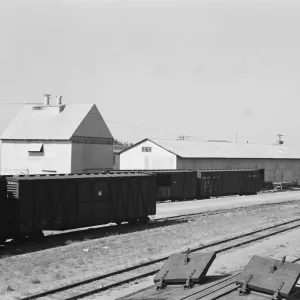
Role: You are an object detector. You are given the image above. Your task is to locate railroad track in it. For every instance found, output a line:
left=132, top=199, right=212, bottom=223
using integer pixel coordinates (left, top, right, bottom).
left=20, top=216, right=300, bottom=300
left=140, top=256, right=300, bottom=300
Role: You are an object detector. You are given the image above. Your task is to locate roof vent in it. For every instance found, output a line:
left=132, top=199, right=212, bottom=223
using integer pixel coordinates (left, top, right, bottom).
left=56, top=96, right=62, bottom=105
left=44, top=94, right=51, bottom=106
left=277, top=134, right=284, bottom=145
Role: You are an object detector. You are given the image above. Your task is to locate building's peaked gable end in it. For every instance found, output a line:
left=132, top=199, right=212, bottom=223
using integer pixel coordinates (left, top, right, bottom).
left=118, top=138, right=177, bottom=169
left=71, top=104, right=114, bottom=145
left=118, top=138, right=180, bottom=156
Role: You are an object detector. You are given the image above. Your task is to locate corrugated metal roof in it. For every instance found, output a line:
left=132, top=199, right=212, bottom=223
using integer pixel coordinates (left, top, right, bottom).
left=0, top=104, right=95, bottom=140
left=146, top=138, right=300, bottom=159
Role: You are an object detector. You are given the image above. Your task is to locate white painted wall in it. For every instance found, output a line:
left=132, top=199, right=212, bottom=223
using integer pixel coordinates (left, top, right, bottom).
left=0, top=140, right=72, bottom=175
left=119, top=140, right=177, bottom=170
left=71, top=143, right=113, bottom=173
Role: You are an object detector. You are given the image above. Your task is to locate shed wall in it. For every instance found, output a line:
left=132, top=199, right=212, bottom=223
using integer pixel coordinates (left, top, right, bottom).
left=119, top=140, right=177, bottom=170
left=177, top=157, right=300, bottom=183
left=71, top=143, right=113, bottom=173
left=0, top=140, right=72, bottom=175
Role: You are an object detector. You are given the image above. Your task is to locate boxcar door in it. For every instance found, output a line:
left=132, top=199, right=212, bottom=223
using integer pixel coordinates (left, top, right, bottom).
left=223, top=171, right=240, bottom=196
left=247, top=171, right=259, bottom=194
left=63, top=180, right=77, bottom=230
left=92, top=179, right=114, bottom=223
left=171, top=172, right=185, bottom=200
left=183, top=171, right=197, bottom=200
left=77, top=179, right=113, bottom=228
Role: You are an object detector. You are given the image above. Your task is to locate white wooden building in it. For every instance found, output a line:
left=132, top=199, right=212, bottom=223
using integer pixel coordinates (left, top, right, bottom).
left=117, top=138, right=300, bottom=183
left=0, top=95, right=113, bottom=175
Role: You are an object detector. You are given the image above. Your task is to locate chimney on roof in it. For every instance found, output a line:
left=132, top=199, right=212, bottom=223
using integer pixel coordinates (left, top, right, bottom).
left=277, top=134, right=284, bottom=145
left=44, top=94, right=51, bottom=106
left=56, top=96, right=62, bottom=105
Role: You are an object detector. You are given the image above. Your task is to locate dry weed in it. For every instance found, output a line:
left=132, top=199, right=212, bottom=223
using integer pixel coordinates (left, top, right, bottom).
left=6, top=285, right=14, bottom=292
left=31, top=278, right=41, bottom=284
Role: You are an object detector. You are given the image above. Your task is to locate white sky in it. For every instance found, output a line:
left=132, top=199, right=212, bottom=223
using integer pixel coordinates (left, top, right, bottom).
left=0, top=0, right=299, bottom=144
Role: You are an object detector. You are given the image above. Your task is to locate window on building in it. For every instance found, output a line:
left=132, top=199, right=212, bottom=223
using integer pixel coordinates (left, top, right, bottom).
left=28, top=143, right=44, bottom=156
left=142, top=147, right=152, bottom=152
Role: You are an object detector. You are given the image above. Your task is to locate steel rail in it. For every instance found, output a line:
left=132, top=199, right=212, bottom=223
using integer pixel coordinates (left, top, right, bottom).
left=118, top=258, right=300, bottom=300
left=186, top=256, right=300, bottom=300
left=19, top=217, right=300, bottom=300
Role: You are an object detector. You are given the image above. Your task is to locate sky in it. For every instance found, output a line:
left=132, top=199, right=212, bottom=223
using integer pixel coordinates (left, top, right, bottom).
left=0, top=0, right=299, bottom=145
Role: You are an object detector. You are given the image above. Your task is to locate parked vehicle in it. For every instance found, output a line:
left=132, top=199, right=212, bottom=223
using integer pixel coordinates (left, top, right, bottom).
left=111, top=169, right=263, bottom=201
left=0, top=172, right=156, bottom=243
left=197, top=169, right=262, bottom=198
left=0, top=168, right=264, bottom=244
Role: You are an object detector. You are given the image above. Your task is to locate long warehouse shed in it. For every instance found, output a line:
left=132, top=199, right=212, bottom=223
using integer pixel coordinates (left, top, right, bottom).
left=117, top=138, right=300, bottom=183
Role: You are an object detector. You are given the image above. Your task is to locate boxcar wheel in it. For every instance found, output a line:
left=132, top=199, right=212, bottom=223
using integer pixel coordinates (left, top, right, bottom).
left=139, top=217, right=150, bottom=225
left=116, top=221, right=122, bottom=226
left=28, top=231, right=45, bottom=243
left=128, top=219, right=138, bottom=225
left=14, top=234, right=27, bottom=244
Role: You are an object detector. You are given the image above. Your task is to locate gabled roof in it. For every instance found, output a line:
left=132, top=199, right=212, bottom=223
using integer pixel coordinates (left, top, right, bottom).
left=119, top=138, right=300, bottom=159
left=0, top=104, right=100, bottom=140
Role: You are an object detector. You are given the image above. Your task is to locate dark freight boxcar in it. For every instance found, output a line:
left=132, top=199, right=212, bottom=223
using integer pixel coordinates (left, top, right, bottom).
left=6, top=172, right=156, bottom=238
left=105, top=169, right=197, bottom=202
left=109, top=170, right=198, bottom=201
left=239, top=169, right=261, bottom=195
left=197, top=169, right=262, bottom=199
left=154, top=170, right=197, bottom=201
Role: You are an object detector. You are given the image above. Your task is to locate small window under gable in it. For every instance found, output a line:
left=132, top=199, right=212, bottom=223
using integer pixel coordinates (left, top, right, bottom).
left=28, top=143, right=44, bottom=156
left=142, top=147, right=152, bottom=152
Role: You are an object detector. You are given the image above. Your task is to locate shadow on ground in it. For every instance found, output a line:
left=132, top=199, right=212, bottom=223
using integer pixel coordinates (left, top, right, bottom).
left=0, top=217, right=191, bottom=259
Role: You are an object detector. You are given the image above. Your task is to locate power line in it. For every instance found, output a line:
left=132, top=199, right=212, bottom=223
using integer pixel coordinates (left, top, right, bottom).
left=106, top=119, right=209, bottom=142
left=0, top=102, right=43, bottom=104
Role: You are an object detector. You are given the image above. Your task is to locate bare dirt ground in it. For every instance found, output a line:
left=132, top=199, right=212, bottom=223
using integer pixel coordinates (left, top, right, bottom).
left=1, top=201, right=300, bottom=300
left=155, top=190, right=300, bottom=219
left=96, top=228, right=300, bottom=300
